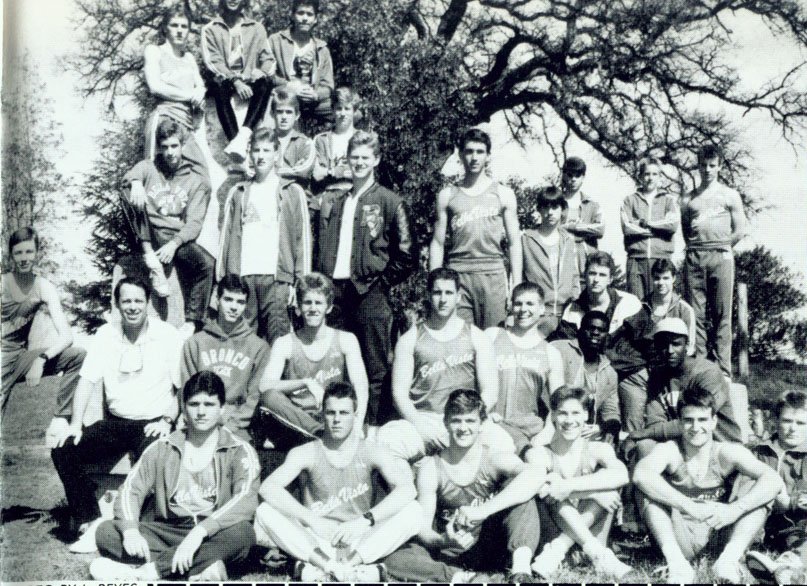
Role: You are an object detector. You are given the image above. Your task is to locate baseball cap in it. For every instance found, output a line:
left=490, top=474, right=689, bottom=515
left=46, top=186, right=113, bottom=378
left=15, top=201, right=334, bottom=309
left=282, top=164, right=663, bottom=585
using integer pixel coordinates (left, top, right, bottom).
left=563, top=157, right=587, bottom=175
left=652, top=317, right=689, bottom=338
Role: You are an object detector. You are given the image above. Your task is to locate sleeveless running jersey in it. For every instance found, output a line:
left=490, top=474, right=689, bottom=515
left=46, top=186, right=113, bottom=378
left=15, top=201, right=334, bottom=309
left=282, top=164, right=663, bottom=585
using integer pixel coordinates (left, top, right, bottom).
left=302, top=439, right=375, bottom=523
left=434, top=447, right=500, bottom=545
left=665, top=441, right=734, bottom=504
left=410, top=322, right=476, bottom=414
left=1, top=274, right=46, bottom=353
left=150, top=44, right=201, bottom=130
left=492, top=329, right=551, bottom=421
left=169, top=460, right=218, bottom=519
left=540, top=439, right=597, bottom=479
left=283, top=330, right=346, bottom=413
left=445, top=183, right=506, bottom=272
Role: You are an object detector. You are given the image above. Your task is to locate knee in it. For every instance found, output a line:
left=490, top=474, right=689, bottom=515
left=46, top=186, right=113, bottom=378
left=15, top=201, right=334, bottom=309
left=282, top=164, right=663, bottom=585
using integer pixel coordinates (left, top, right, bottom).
left=95, top=520, right=122, bottom=556
left=226, top=520, right=256, bottom=547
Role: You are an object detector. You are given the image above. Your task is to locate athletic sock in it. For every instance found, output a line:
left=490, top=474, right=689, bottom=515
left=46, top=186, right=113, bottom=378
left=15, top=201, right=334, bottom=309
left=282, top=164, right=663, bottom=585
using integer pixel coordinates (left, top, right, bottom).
left=511, top=546, right=532, bottom=575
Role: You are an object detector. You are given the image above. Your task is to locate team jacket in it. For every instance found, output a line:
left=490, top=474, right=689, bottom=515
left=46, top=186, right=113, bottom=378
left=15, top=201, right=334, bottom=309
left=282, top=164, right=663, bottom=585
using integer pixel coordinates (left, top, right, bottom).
left=318, top=183, right=416, bottom=295
left=277, top=130, right=316, bottom=193
left=620, top=190, right=679, bottom=259
left=217, top=179, right=312, bottom=284
left=115, top=427, right=260, bottom=535
left=180, top=318, right=270, bottom=437
left=268, top=28, right=334, bottom=101
left=521, top=229, right=586, bottom=318
left=607, top=293, right=696, bottom=376
left=562, top=192, right=604, bottom=249
left=749, top=436, right=807, bottom=514
left=201, top=16, right=275, bottom=83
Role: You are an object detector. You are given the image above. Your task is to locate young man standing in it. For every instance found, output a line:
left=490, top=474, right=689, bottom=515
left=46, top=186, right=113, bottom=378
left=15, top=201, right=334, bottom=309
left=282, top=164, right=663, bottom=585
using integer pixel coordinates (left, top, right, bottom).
left=122, top=119, right=214, bottom=335
left=745, top=391, right=807, bottom=576
left=526, top=387, right=632, bottom=581
left=201, top=0, right=275, bottom=160
left=555, top=251, right=642, bottom=341
left=429, top=128, right=522, bottom=329
left=559, top=156, right=604, bottom=253
left=384, top=390, right=542, bottom=583
left=259, top=272, right=369, bottom=448
left=609, top=259, right=696, bottom=434
left=486, top=282, right=565, bottom=454
left=634, top=387, right=782, bottom=583
left=2, top=228, right=86, bottom=429
left=218, top=127, right=311, bottom=345
left=51, top=278, right=183, bottom=552
left=254, top=382, right=420, bottom=582
left=318, top=130, right=416, bottom=424
left=681, top=143, right=747, bottom=378
left=521, top=186, right=586, bottom=336
left=90, top=372, right=260, bottom=581
left=269, top=0, right=335, bottom=124
left=379, top=268, right=514, bottom=461
left=271, top=89, right=316, bottom=192
left=621, top=157, right=680, bottom=300
left=550, top=311, right=621, bottom=446
left=180, top=275, right=270, bottom=440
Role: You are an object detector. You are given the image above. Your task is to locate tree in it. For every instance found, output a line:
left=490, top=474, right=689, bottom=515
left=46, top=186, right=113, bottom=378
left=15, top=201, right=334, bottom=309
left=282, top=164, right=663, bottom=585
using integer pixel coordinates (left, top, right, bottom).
left=2, top=52, right=72, bottom=279
left=734, top=246, right=807, bottom=361
left=68, top=0, right=807, bottom=328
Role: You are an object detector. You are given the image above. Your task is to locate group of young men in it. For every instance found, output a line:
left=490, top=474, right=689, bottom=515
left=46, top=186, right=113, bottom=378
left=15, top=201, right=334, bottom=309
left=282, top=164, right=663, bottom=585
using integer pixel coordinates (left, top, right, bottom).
left=3, top=0, right=803, bottom=583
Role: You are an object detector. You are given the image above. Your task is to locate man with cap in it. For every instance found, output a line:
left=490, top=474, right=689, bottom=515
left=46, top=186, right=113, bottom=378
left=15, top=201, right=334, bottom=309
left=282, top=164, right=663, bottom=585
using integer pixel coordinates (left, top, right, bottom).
left=560, top=157, right=604, bottom=253
left=628, top=317, right=743, bottom=450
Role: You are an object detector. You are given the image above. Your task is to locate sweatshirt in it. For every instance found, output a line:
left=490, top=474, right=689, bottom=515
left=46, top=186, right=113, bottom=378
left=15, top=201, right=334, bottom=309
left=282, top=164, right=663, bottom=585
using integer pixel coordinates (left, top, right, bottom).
left=181, top=318, right=270, bottom=437
left=115, top=427, right=260, bottom=535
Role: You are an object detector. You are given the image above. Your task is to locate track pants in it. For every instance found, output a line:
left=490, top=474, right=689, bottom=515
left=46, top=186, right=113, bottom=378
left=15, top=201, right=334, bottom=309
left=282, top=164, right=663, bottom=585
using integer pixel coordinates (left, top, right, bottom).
left=626, top=257, right=660, bottom=301
left=96, top=518, right=255, bottom=578
left=208, top=77, right=273, bottom=141
left=242, top=275, right=291, bottom=345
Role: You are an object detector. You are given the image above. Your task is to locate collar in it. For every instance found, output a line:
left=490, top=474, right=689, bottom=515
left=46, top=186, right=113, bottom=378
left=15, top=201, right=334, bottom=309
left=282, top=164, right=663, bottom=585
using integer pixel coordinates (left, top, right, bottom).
left=116, top=317, right=161, bottom=345
left=757, top=434, right=807, bottom=456
left=166, top=426, right=242, bottom=453
left=642, top=292, right=683, bottom=312
left=209, top=15, right=260, bottom=28
left=277, top=27, right=327, bottom=49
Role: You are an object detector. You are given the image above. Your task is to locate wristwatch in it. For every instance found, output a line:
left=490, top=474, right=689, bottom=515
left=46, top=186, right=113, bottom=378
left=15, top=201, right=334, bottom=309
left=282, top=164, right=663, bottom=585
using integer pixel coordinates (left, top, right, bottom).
left=363, top=511, right=376, bottom=527
left=38, top=352, right=49, bottom=361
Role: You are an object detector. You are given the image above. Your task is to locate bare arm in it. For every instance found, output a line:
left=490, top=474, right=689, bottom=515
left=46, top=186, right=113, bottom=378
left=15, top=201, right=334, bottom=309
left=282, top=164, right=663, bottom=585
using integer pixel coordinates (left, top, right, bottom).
left=368, top=447, right=417, bottom=522
left=413, top=457, right=445, bottom=547
left=258, top=445, right=319, bottom=526
left=341, top=332, right=369, bottom=426
left=727, top=190, right=748, bottom=247
left=633, top=441, right=697, bottom=514
left=500, top=185, right=522, bottom=286
left=465, top=452, right=544, bottom=522
left=391, top=328, right=419, bottom=424
left=559, top=442, right=629, bottom=498
left=259, top=336, right=306, bottom=395
left=429, top=188, right=451, bottom=271
left=723, top=443, right=783, bottom=515
left=39, top=280, right=73, bottom=358
left=471, top=326, right=498, bottom=410
left=546, top=343, right=565, bottom=393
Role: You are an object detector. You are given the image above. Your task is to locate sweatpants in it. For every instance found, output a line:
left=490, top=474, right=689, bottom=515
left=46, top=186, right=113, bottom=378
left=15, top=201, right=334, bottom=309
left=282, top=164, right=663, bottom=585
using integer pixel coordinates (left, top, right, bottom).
left=1, top=346, right=86, bottom=418
left=377, top=415, right=516, bottom=463
left=96, top=518, right=255, bottom=578
left=618, top=368, right=649, bottom=434
left=684, top=248, right=734, bottom=376
left=254, top=501, right=421, bottom=565
left=122, top=203, right=215, bottom=324
left=257, top=395, right=322, bottom=451
left=208, top=77, right=273, bottom=141
left=330, top=280, right=393, bottom=425
left=384, top=500, right=540, bottom=582
left=51, top=414, right=161, bottom=527
left=626, top=257, right=661, bottom=301
left=452, top=267, right=509, bottom=329
left=242, top=275, right=291, bottom=345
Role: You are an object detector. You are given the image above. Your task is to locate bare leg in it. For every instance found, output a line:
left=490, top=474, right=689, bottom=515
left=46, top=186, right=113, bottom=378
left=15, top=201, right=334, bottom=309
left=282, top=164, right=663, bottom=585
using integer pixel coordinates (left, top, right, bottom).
left=714, top=507, right=767, bottom=582
left=642, top=500, right=695, bottom=581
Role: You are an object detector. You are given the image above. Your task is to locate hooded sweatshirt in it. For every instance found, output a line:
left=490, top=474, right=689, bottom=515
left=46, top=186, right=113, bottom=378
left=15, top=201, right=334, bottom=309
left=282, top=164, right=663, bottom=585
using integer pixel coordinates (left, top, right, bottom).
left=181, top=318, right=270, bottom=437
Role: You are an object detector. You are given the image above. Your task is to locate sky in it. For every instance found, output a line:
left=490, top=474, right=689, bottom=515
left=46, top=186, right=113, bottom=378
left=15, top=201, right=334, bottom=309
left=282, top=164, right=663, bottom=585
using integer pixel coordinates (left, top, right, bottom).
left=4, top=0, right=807, bottom=291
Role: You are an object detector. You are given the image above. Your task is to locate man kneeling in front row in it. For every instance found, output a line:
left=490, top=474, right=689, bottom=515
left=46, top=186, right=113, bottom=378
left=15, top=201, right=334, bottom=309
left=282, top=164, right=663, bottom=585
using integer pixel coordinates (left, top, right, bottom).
left=90, top=371, right=260, bottom=581
left=634, top=386, right=782, bottom=584
left=254, top=381, right=421, bottom=582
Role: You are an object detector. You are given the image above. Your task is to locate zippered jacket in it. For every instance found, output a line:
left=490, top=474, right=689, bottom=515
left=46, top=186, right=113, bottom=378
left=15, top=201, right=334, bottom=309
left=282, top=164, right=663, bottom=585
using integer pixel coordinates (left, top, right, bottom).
left=621, top=190, right=679, bottom=259
left=201, top=16, right=275, bottom=82
left=268, top=28, right=334, bottom=101
left=115, top=427, right=260, bottom=535
left=522, top=229, right=585, bottom=318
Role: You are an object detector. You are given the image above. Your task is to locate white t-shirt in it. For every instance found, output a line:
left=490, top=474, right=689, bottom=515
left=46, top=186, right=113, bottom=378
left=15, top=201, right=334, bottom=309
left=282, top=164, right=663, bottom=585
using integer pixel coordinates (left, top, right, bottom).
left=333, top=182, right=374, bottom=279
left=331, top=132, right=351, bottom=162
left=537, top=231, right=560, bottom=280
left=79, top=319, right=182, bottom=420
left=240, top=177, right=280, bottom=276
left=565, top=190, right=582, bottom=223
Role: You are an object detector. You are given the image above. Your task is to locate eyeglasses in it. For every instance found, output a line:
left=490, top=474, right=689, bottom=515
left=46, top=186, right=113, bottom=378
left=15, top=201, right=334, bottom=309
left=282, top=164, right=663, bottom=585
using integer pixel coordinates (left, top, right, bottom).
left=118, top=345, right=144, bottom=375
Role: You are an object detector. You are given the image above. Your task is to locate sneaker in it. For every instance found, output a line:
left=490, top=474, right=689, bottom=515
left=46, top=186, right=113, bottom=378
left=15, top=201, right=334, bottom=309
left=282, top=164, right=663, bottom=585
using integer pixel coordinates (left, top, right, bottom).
left=89, top=557, right=138, bottom=580
left=531, top=541, right=565, bottom=579
left=450, top=570, right=478, bottom=583
left=189, top=560, right=228, bottom=582
left=45, top=417, right=69, bottom=449
left=508, top=571, right=533, bottom=584
left=350, top=563, right=386, bottom=582
left=224, top=128, right=252, bottom=163
left=69, top=517, right=103, bottom=553
left=713, top=556, right=745, bottom=583
left=665, top=563, right=696, bottom=584
left=143, top=252, right=170, bottom=298
left=592, top=547, right=633, bottom=581
left=294, top=560, right=330, bottom=582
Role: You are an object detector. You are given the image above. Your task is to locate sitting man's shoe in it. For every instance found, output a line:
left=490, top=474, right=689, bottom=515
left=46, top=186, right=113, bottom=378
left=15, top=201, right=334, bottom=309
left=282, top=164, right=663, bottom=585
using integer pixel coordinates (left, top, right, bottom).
left=89, top=557, right=138, bottom=580
left=350, top=563, right=387, bottom=582
left=69, top=517, right=103, bottom=553
left=450, top=570, right=478, bottom=584
left=592, top=547, right=633, bottom=581
left=189, top=560, right=228, bottom=582
left=294, top=560, right=330, bottom=582
left=508, top=571, right=534, bottom=584
left=712, top=556, right=746, bottom=583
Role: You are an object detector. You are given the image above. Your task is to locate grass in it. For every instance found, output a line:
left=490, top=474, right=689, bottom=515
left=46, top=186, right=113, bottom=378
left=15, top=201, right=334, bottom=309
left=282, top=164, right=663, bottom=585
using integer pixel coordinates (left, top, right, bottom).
left=3, top=362, right=806, bottom=582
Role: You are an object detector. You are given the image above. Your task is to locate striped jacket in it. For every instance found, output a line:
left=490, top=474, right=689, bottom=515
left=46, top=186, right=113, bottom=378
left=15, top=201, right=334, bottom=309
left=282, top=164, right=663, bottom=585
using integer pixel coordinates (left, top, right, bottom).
left=216, top=179, right=312, bottom=283
left=620, top=190, right=679, bottom=259
left=114, top=427, right=260, bottom=535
